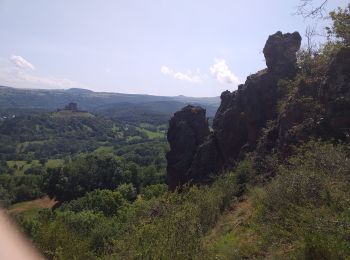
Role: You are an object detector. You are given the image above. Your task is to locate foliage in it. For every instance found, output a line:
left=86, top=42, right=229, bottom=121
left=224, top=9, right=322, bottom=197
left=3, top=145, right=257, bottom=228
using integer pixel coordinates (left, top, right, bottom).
left=141, top=183, right=167, bottom=200
left=0, top=174, right=44, bottom=205
left=43, top=154, right=125, bottom=202
left=116, top=183, right=137, bottom=202
left=60, top=189, right=128, bottom=216
left=11, top=140, right=350, bottom=259
left=43, top=153, right=165, bottom=203
left=327, top=4, right=350, bottom=46
left=0, top=185, right=15, bottom=207
left=112, top=173, right=238, bottom=259
left=33, top=217, right=95, bottom=260
left=253, top=141, right=350, bottom=258
left=294, top=5, right=350, bottom=82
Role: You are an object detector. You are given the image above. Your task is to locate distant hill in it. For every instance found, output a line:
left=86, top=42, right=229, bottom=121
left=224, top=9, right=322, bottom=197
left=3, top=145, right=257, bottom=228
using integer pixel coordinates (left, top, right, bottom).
left=0, top=86, right=220, bottom=118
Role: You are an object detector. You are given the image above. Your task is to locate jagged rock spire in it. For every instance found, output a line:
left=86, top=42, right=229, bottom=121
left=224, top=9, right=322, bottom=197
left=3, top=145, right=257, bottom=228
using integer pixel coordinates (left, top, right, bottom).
left=166, top=31, right=302, bottom=189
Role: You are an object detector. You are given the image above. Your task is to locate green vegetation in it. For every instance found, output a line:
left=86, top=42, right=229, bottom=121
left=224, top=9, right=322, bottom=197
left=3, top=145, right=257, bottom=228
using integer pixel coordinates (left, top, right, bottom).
left=203, top=141, right=350, bottom=259
left=13, top=141, right=348, bottom=259
left=44, top=159, right=64, bottom=169
left=136, top=125, right=165, bottom=139
left=1, top=4, right=349, bottom=260
left=51, top=110, right=95, bottom=118
left=0, top=107, right=168, bottom=208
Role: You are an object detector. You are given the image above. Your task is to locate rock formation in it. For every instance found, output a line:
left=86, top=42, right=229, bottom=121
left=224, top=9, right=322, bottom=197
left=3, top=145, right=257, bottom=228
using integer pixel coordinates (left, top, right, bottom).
left=166, top=105, right=210, bottom=190
left=263, top=31, right=302, bottom=76
left=261, top=46, right=350, bottom=157
left=166, top=31, right=302, bottom=189
left=319, top=47, right=350, bottom=140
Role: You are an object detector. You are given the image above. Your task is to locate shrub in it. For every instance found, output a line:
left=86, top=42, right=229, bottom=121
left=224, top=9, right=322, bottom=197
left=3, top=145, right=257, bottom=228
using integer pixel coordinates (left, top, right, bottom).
left=61, top=189, right=127, bottom=217
left=116, top=183, right=137, bottom=202
left=141, top=183, right=167, bottom=200
left=254, top=141, right=350, bottom=257
left=112, top=172, right=238, bottom=259
left=33, top=220, right=95, bottom=260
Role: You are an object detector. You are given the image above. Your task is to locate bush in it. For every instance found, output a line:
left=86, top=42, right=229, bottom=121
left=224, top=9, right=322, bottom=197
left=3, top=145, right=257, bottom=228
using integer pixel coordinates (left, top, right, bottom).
left=0, top=185, right=15, bottom=207
left=141, top=183, right=167, bottom=200
left=116, top=183, right=137, bottom=202
left=254, top=141, right=350, bottom=258
left=33, top=219, right=95, bottom=260
left=61, top=189, right=127, bottom=217
left=0, top=174, right=44, bottom=203
left=112, top=172, right=238, bottom=259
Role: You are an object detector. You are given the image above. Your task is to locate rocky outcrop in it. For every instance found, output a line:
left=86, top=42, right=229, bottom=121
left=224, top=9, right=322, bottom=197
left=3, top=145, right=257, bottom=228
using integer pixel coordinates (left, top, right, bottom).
left=166, top=105, right=210, bottom=190
left=167, top=30, right=350, bottom=190
left=319, top=47, right=350, bottom=140
left=263, top=31, right=302, bottom=76
left=166, top=31, right=302, bottom=188
left=266, top=46, right=350, bottom=156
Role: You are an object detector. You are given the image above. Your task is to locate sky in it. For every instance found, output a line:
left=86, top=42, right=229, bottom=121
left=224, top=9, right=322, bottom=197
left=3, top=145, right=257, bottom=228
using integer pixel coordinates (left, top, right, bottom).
left=0, top=0, right=348, bottom=97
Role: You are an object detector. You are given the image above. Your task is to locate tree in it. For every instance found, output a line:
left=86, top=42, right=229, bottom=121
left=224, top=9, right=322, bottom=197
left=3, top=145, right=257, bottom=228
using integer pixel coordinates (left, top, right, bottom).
left=141, top=184, right=167, bottom=200
left=305, top=25, right=317, bottom=54
left=327, top=4, right=350, bottom=45
left=296, top=0, right=329, bottom=19
left=116, top=183, right=137, bottom=202
left=44, top=154, right=127, bottom=202
left=61, top=189, right=127, bottom=216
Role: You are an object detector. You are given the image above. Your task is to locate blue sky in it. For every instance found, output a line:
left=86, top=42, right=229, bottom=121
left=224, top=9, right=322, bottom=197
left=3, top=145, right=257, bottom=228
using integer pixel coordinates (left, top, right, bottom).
left=0, top=0, right=347, bottom=97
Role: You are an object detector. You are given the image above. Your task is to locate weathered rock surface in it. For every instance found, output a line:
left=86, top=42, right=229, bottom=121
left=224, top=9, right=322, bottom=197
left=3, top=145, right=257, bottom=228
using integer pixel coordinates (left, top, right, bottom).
left=263, top=31, right=302, bottom=76
left=268, top=47, right=350, bottom=156
left=166, top=105, right=210, bottom=190
left=166, top=31, right=302, bottom=188
left=319, top=47, right=350, bottom=140
left=167, top=30, right=350, bottom=190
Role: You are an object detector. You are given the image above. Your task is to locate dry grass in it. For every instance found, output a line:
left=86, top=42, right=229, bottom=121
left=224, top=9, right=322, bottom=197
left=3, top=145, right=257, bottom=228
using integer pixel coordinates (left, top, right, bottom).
left=8, top=197, right=56, bottom=214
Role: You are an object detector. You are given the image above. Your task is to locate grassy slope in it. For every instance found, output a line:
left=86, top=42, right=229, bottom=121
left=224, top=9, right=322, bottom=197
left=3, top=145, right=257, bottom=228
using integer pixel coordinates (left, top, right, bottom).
left=51, top=110, right=95, bottom=118
left=201, top=142, right=350, bottom=259
left=202, top=197, right=259, bottom=258
left=136, top=127, right=165, bottom=139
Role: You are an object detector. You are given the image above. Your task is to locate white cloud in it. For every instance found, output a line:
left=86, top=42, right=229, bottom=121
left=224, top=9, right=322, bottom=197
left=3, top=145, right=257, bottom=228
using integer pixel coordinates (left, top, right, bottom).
left=0, top=56, right=86, bottom=89
left=160, top=65, right=202, bottom=83
left=160, top=66, right=171, bottom=75
left=210, top=59, right=240, bottom=85
left=10, top=55, right=35, bottom=70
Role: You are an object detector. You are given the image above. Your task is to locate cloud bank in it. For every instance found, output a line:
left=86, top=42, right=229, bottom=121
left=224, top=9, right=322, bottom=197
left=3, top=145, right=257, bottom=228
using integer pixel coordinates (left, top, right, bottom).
left=210, top=59, right=240, bottom=85
left=161, top=59, right=240, bottom=88
left=10, top=55, right=35, bottom=70
left=161, top=66, right=202, bottom=83
left=0, top=55, right=86, bottom=89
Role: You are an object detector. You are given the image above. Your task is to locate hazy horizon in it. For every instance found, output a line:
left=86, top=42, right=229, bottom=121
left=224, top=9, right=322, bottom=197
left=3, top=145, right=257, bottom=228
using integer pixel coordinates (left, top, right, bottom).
left=0, top=0, right=347, bottom=97
left=0, top=84, right=222, bottom=98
